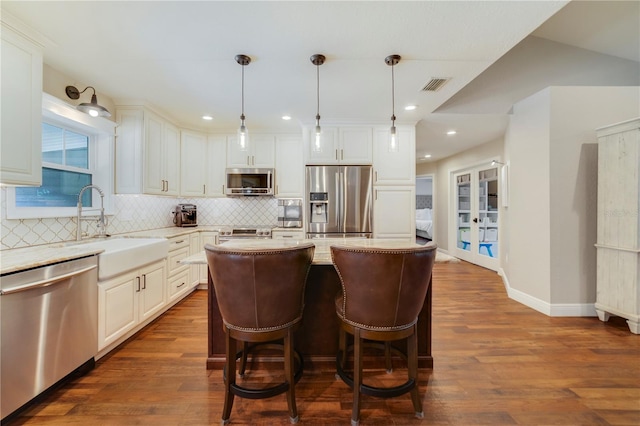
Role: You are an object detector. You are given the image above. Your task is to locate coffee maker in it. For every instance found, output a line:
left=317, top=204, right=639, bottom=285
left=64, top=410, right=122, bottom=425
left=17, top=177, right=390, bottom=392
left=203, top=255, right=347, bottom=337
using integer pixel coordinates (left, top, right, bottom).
left=173, top=204, right=197, bottom=227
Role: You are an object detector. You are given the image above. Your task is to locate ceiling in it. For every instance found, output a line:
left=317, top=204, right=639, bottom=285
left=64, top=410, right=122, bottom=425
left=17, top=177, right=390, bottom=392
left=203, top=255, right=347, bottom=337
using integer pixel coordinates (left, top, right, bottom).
left=2, top=1, right=638, bottom=163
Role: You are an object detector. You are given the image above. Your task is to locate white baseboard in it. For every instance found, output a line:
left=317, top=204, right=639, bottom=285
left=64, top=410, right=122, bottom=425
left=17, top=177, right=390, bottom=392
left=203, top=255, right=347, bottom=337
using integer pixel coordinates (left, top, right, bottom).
left=498, top=268, right=596, bottom=317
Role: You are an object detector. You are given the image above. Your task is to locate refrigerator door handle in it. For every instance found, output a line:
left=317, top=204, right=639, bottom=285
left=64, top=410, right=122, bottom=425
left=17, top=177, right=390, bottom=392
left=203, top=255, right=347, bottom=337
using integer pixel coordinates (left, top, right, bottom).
left=335, top=171, right=341, bottom=229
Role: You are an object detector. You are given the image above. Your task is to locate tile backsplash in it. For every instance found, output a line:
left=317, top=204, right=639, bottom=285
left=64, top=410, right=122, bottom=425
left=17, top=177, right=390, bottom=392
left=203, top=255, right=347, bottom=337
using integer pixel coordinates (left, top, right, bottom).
left=0, top=188, right=279, bottom=250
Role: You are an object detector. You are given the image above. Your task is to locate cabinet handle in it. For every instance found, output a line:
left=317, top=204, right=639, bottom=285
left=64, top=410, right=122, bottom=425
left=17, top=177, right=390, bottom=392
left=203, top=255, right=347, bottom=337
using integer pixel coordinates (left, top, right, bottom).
left=142, top=274, right=147, bottom=290
left=222, top=185, right=225, bottom=193
left=375, top=189, right=378, bottom=201
left=175, top=240, right=185, bottom=244
left=335, top=149, right=338, bottom=160
left=375, top=171, right=378, bottom=182
left=341, top=149, right=344, bottom=160
left=136, top=276, right=141, bottom=292
left=177, top=282, right=185, bottom=288
left=203, top=184, right=206, bottom=194
left=282, top=235, right=293, bottom=238
left=165, top=180, right=169, bottom=192
left=247, top=155, right=250, bottom=165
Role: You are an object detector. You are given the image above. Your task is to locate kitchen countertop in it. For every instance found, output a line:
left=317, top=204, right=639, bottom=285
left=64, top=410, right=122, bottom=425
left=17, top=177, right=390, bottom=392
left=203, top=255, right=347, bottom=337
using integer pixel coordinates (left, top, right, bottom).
left=181, top=238, right=456, bottom=266
left=0, top=226, right=221, bottom=276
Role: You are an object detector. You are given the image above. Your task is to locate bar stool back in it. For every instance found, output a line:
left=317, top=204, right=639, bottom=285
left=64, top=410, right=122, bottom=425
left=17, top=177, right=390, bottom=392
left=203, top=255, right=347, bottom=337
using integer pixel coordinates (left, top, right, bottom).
left=331, top=244, right=437, bottom=426
left=205, top=242, right=315, bottom=425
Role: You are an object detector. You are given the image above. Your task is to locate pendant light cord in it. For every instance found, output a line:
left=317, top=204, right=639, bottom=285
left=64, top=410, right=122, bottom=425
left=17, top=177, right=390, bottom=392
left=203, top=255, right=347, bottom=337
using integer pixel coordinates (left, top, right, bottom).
left=391, top=63, right=396, bottom=123
left=241, top=64, right=245, bottom=120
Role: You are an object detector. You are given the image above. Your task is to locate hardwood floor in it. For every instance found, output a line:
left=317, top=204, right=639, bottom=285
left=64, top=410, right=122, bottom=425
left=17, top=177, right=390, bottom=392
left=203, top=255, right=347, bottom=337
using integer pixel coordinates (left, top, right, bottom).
left=8, top=261, right=639, bottom=425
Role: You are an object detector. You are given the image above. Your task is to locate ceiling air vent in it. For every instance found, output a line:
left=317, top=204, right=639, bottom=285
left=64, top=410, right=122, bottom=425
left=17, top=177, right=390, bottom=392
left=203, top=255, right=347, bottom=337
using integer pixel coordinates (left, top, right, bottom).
left=421, top=78, right=450, bottom=92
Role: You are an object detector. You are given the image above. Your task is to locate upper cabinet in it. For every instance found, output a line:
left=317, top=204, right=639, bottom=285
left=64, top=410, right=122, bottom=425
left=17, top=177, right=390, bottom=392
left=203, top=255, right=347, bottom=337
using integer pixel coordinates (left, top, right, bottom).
left=305, top=126, right=372, bottom=165
left=206, top=135, right=227, bottom=197
left=227, top=134, right=275, bottom=168
left=180, top=130, right=208, bottom=197
left=372, top=125, right=415, bottom=185
left=115, top=106, right=179, bottom=195
left=1, top=23, right=43, bottom=186
left=275, top=135, right=304, bottom=197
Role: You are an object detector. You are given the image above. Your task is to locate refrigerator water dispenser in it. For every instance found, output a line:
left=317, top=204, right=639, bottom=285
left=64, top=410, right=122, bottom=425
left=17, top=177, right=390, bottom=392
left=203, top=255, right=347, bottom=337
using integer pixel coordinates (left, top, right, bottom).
left=309, top=192, right=328, bottom=224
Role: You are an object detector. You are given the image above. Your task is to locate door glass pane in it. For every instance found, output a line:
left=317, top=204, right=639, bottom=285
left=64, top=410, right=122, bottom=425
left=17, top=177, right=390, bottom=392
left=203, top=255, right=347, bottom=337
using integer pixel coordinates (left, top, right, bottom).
left=477, top=167, right=499, bottom=258
left=456, top=173, right=471, bottom=251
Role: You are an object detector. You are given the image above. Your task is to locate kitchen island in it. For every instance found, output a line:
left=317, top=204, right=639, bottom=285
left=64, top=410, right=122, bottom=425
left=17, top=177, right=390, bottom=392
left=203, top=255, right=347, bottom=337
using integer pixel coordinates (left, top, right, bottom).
left=181, top=238, right=448, bottom=370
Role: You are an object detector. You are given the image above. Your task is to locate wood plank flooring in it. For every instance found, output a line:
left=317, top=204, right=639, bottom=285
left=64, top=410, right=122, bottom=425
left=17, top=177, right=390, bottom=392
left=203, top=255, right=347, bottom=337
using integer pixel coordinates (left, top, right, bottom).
left=8, top=261, right=640, bottom=425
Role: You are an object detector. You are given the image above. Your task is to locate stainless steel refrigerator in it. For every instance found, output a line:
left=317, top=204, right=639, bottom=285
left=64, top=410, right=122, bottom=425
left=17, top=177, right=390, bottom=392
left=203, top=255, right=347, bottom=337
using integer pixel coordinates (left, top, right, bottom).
left=306, top=165, right=373, bottom=238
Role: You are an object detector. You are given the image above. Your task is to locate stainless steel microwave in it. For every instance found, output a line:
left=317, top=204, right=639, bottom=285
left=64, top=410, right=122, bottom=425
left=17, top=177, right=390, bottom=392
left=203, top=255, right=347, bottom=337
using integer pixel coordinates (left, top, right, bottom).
left=225, top=168, right=275, bottom=196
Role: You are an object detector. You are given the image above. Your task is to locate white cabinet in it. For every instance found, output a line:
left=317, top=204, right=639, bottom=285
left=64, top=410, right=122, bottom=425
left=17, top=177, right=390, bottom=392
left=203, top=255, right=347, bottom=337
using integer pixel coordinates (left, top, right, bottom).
left=115, top=106, right=179, bottom=195
left=198, top=231, right=218, bottom=285
left=145, top=115, right=179, bottom=195
left=373, top=126, right=415, bottom=185
left=305, top=127, right=372, bottom=165
left=166, top=234, right=192, bottom=302
left=1, top=24, right=43, bottom=186
left=272, top=229, right=305, bottom=240
left=275, top=135, right=304, bottom=197
left=180, top=130, right=208, bottom=197
left=207, top=135, right=227, bottom=197
left=373, top=185, right=415, bottom=240
left=595, top=118, right=640, bottom=334
left=98, top=260, right=167, bottom=350
left=227, top=134, right=275, bottom=168
left=188, top=232, right=200, bottom=288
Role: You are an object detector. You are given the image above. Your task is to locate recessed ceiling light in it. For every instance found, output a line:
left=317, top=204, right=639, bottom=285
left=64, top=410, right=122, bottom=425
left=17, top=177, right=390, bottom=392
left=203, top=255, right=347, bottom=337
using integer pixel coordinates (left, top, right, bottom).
left=202, top=115, right=213, bottom=121
left=424, top=154, right=431, bottom=158
left=447, top=130, right=457, bottom=135
left=282, top=115, right=292, bottom=121
left=404, top=105, right=417, bottom=111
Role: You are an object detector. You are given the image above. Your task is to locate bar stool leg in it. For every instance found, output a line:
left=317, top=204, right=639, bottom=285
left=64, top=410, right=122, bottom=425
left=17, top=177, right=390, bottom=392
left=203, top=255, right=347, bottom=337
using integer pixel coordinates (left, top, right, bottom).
left=284, top=328, right=299, bottom=424
left=351, top=328, right=362, bottom=426
left=407, top=326, right=423, bottom=418
left=384, top=342, right=393, bottom=373
left=222, top=330, right=237, bottom=425
left=239, top=341, right=249, bottom=377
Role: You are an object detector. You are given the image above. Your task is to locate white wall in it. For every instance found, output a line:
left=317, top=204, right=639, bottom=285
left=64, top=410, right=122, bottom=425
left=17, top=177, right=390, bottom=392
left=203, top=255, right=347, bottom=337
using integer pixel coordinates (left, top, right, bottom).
left=416, top=177, right=432, bottom=195
left=504, top=86, right=640, bottom=314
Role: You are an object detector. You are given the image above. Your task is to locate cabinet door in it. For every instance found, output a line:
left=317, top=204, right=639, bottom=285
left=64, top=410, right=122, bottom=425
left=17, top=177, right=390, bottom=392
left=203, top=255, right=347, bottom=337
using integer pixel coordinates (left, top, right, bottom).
left=339, top=127, right=372, bottom=164
left=180, top=130, right=207, bottom=197
left=373, top=186, right=415, bottom=240
left=305, top=127, right=338, bottom=164
left=227, top=135, right=251, bottom=167
left=207, top=135, right=227, bottom=197
left=138, top=261, right=166, bottom=321
left=0, top=27, right=43, bottom=186
left=168, top=269, right=191, bottom=302
left=252, top=134, right=275, bottom=168
left=163, top=123, right=180, bottom=195
left=115, top=108, right=144, bottom=194
left=98, top=271, right=138, bottom=350
left=189, top=233, right=200, bottom=288
left=144, top=112, right=165, bottom=194
left=373, top=126, right=415, bottom=185
left=275, top=135, right=303, bottom=197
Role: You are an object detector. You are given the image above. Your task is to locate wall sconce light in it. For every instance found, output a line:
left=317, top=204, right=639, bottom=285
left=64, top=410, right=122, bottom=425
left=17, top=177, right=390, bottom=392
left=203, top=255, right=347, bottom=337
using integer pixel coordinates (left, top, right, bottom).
left=310, top=54, right=326, bottom=152
left=65, top=85, right=111, bottom=118
left=235, top=54, right=251, bottom=151
left=385, top=54, right=401, bottom=152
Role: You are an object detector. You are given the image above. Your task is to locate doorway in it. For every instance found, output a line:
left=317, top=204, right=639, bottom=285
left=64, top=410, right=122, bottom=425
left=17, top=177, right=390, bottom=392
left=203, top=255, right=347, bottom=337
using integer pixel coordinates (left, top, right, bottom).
left=451, top=165, right=500, bottom=271
left=416, top=175, right=434, bottom=244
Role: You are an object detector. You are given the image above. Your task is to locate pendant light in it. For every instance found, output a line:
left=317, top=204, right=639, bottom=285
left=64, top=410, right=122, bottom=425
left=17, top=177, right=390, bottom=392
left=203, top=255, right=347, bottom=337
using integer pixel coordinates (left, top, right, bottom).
left=310, top=54, right=326, bottom=152
left=65, top=85, right=111, bottom=118
left=385, top=54, right=401, bottom=152
left=235, top=54, right=251, bottom=151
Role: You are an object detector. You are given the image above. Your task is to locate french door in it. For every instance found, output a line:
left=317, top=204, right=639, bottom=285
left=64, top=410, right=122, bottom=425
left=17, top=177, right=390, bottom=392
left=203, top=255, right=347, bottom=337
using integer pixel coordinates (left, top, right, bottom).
left=452, top=166, right=500, bottom=271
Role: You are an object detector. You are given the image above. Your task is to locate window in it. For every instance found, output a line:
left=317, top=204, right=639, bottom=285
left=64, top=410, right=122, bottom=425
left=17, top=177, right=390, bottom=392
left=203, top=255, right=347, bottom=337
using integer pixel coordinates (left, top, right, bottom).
left=6, top=93, right=114, bottom=220
left=16, top=123, right=94, bottom=208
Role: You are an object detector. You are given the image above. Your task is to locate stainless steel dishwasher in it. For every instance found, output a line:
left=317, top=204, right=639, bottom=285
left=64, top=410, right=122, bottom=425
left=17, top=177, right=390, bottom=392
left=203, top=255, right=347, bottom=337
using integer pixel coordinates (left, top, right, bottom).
left=0, top=255, right=98, bottom=421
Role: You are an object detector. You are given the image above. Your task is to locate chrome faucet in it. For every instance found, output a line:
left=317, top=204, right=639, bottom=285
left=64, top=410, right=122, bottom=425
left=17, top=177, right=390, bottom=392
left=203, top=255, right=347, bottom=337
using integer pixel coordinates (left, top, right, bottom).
left=77, top=184, right=107, bottom=240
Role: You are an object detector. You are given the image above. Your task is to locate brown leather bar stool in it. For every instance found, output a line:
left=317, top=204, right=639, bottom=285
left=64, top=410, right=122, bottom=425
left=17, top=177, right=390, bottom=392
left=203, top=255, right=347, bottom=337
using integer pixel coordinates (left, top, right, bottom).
left=205, top=242, right=315, bottom=425
left=331, top=244, right=437, bottom=426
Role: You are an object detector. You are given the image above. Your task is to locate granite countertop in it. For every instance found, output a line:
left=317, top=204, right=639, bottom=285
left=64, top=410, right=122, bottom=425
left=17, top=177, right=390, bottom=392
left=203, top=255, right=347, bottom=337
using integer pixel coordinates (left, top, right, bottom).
left=181, top=238, right=456, bottom=266
left=0, top=226, right=222, bottom=276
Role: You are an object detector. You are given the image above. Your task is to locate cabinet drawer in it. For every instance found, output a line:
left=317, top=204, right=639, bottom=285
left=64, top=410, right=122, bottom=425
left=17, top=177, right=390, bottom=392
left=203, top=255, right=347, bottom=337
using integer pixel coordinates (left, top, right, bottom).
left=272, top=230, right=305, bottom=240
left=167, top=246, right=189, bottom=276
left=168, top=269, right=191, bottom=301
left=167, top=235, right=190, bottom=251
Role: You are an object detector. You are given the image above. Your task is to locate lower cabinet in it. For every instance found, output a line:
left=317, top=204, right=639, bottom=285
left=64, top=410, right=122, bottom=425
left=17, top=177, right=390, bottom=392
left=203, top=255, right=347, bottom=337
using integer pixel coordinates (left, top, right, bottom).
left=98, top=260, right=167, bottom=350
left=272, top=229, right=305, bottom=240
left=166, top=234, right=193, bottom=302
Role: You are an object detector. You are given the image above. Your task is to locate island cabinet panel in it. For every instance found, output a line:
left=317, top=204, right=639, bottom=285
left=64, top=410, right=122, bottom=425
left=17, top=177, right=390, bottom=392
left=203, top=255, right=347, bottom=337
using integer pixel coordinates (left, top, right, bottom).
left=595, top=118, right=640, bottom=334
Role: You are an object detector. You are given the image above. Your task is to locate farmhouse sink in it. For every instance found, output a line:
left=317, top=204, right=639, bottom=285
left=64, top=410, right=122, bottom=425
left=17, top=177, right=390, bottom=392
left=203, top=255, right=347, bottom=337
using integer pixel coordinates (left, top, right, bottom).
left=73, top=237, right=169, bottom=280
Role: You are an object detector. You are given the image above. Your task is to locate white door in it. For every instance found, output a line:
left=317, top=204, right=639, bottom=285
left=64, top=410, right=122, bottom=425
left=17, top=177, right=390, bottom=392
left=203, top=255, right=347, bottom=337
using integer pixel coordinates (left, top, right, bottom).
left=452, top=167, right=500, bottom=271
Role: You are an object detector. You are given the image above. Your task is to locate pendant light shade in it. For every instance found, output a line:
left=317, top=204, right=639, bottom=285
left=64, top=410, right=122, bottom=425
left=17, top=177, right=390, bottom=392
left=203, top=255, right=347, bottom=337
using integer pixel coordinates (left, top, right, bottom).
left=65, top=85, right=111, bottom=118
left=385, top=54, right=401, bottom=152
left=310, top=54, right=325, bottom=152
left=235, top=54, right=251, bottom=151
